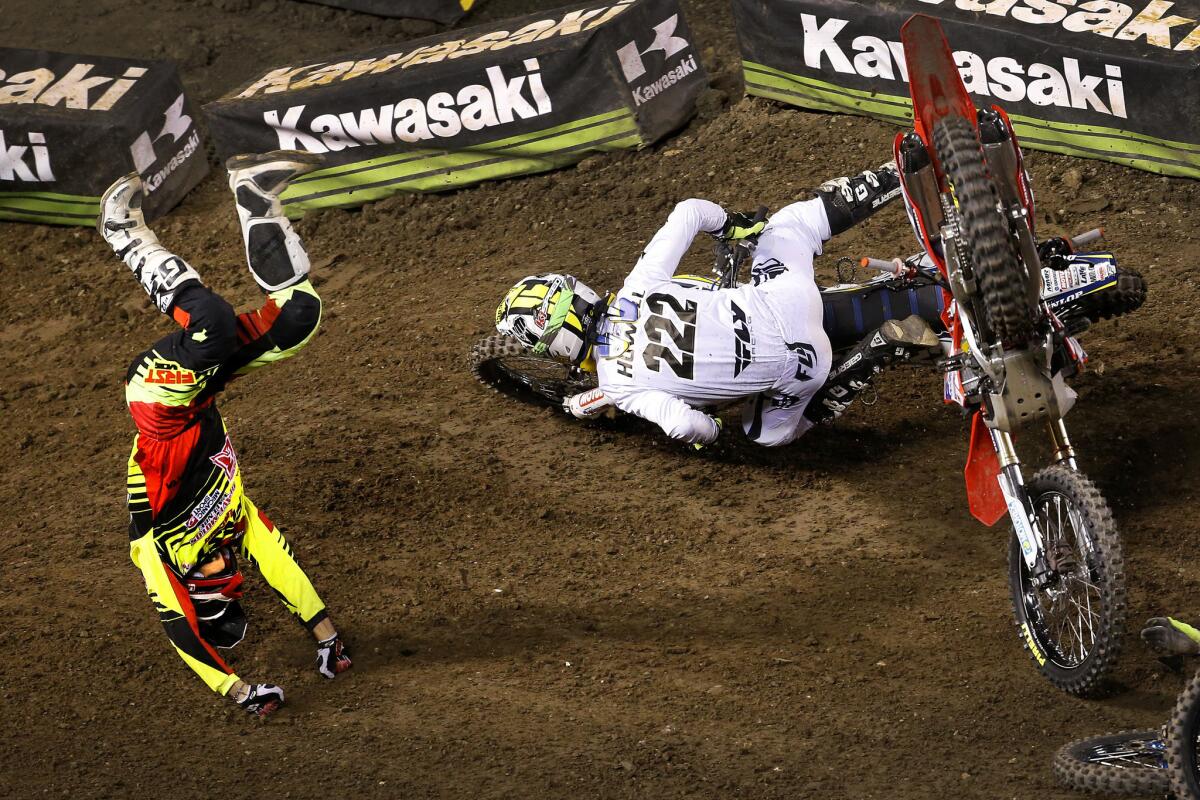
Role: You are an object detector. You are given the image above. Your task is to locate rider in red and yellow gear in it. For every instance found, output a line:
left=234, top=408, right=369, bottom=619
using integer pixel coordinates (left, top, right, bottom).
left=99, top=151, right=351, bottom=717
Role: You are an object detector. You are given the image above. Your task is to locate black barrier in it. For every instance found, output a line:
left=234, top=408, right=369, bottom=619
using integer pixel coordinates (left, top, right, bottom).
left=732, top=0, right=1200, bottom=178
left=296, top=0, right=475, bottom=24
left=205, top=0, right=707, bottom=215
left=0, top=48, right=209, bottom=226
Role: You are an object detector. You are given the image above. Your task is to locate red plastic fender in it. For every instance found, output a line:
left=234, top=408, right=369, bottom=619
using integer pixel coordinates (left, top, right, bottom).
left=964, top=410, right=1007, bottom=526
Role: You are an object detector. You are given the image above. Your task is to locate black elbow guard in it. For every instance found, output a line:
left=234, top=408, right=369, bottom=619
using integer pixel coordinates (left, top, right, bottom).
left=814, top=163, right=903, bottom=236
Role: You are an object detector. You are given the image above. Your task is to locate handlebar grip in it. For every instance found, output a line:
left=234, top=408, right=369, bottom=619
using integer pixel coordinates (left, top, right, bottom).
left=859, top=257, right=904, bottom=276
left=1070, top=228, right=1104, bottom=248
left=751, top=205, right=769, bottom=223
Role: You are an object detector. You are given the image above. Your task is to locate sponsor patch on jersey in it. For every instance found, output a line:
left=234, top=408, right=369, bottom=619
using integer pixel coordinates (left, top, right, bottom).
left=144, top=360, right=197, bottom=385
left=209, top=435, right=239, bottom=481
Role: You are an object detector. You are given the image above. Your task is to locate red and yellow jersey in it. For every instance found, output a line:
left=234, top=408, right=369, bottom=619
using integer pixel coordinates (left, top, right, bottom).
left=122, top=280, right=323, bottom=695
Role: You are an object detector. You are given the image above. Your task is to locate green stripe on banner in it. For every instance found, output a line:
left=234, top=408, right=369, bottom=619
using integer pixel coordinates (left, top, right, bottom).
left=281, top=109, right=642, bottom=213
left=743, top=60, right=1200, bottom=179
left=0, top=191, right=100, bottom=226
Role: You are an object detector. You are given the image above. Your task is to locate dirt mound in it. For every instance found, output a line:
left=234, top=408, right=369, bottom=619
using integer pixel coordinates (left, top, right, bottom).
left=3, top=1, right=1200, bottom=798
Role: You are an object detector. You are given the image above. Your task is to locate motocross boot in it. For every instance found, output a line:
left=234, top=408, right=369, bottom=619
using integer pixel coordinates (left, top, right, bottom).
left=814, top=161, right=903, bottom=236
left=804, top=315, right=942, bottom=423
left=98, top=172, right=201, bottom=314
left=226, top=150, right=323, bottom=293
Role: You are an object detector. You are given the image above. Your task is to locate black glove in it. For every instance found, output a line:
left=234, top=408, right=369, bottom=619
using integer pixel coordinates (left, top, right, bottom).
left=1038, top=237, right=1073, bottom=271
left=1142, top=617, right=1200, bottom=656
left=719, top=211, right=766, bottom=241
left=316, top=634, right=353, bottom=679
left=234, top=683, right=285, bottom=718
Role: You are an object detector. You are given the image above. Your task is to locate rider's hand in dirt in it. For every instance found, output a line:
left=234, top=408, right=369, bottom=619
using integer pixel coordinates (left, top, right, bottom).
left=233, top=682, right=286, bottom=717
left=691, top=416, right=723, bottom=452
left=1141, top=617, right=1200, bottom=655
left=719, top=212, right=766, bottom=241
left=316, top=634, right=353, bottom=679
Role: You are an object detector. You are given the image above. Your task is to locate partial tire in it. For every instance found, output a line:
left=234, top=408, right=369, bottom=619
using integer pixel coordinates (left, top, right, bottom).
left=1168, top=669, right=1200, bottom=799
left=933, top=114, right=1036, bottom=349
left=1009, top=465, right=1124, bottom=696
left=470, top=334, right=596, bottom=408
left=1052, top=730, right=1168, bottom=796
left=1079, top=268, right=1148, bottom=323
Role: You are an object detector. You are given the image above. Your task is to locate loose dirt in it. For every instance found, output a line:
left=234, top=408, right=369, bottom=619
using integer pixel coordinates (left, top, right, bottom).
left=2, top=1, right=1199, bottom=798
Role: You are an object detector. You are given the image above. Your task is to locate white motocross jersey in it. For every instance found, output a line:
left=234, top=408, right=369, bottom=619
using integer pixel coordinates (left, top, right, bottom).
left=594, top=198, right=833, bottom=446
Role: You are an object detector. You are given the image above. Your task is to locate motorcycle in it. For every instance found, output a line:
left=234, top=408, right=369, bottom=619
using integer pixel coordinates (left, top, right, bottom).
left=471, top=14, right=1147, bottom=697
left=1051, top=663, right=1200, bottom=798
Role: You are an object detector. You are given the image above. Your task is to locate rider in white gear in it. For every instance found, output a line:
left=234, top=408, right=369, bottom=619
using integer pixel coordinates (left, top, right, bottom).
left=496, top=163, right=940, bottom=448
left=594, top=196, right=835, bottom=447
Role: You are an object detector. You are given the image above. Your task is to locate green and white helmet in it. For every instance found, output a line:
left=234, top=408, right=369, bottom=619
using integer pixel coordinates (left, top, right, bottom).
left=495, top=273, right=603, bottom=365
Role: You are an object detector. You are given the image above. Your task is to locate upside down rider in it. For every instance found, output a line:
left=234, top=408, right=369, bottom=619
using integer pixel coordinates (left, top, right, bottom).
left=494, top=161, right=941, bottom=447
left=99, top=150, right=351, bottom=718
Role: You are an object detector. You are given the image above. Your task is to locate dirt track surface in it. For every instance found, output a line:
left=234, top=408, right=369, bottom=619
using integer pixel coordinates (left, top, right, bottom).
left=3, top=1, right=1200, bottom=798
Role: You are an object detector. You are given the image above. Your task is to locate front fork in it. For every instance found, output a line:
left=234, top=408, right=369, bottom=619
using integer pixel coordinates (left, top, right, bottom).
left=992, top=419, right=1078, bottom=586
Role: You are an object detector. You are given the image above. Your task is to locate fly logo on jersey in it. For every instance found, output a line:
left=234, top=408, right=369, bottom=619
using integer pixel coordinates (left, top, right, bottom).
left=731, top=300, right=753, bottom=378
left=787, top=341, right=817, bottom=382
left=209, top=435, right=239, bottom=481
left=0, top=130, right=55, bottom=182
left=144, top=360, right=197, bottom=385
left=751, top=258, right=787, bottom=286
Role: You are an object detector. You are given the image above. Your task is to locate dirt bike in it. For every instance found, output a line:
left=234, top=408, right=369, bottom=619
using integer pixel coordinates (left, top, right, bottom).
left=1051, top=664, right=1200, bottom=797
left=471, top=13, right=1146, bottom=698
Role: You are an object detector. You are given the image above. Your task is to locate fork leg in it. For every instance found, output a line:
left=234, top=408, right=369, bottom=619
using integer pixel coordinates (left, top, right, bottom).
left=1048, top=418, right=1078, bottom=470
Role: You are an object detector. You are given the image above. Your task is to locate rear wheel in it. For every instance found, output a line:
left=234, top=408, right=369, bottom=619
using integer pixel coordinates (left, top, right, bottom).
left=470, top=334, right=596, bottom=408
left=933, top=114, right=1036, bottom=349
left=1052, top=730, right=1168, bottom=796
left=1168, top=669, right=1200, bottom=800
left=1009, top=465, right=1124, bottom=696
left=1080, top=268, right=1148, bottom=323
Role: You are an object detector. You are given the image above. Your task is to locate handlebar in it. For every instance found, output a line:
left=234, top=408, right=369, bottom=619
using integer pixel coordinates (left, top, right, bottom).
left=859, top=257, right=906, bottom=277
left=712, top=206, right=769, bottom=289
left=1070, top=228, right=1104, bottom=248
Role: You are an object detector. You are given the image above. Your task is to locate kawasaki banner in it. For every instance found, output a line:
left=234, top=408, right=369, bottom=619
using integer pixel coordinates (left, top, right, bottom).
left=295, top=0, right=475, bottom=25
left=732, top=0, right=1200, bottom=178
left=205, top=0, right=707, bottom=215
left=0, top=48, right=209, bottom=226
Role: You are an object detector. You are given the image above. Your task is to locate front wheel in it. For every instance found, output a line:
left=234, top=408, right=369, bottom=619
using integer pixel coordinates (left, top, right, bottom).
left=1168, top=670, right=1200, bottom=799
left=1052, top=730, right=1169, bottom=796
left=1008, top=465, right=1125, bottom=696
left=470, top=334, right=597, bottom=408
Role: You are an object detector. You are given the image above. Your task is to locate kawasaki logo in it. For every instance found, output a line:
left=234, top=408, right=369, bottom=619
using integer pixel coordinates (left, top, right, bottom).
left=802, top=15, right=1128, bottom=118
left=236, top=0, right=637, bottom=99
left=0, top=63, right=147, bottom=111
left=265, top=59, right=552, bottom=153
left=914, top=0, right=1200, bottom=52
left=618, top=15, right=690, bottom=81
left=0, top=130, right=55, bottom=182
left=131, top=94, right=203, bottom=195
left=615, top=14, right=700, bottom=107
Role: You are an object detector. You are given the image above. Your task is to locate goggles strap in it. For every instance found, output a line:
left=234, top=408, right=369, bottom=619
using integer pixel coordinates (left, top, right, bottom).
left=532, top=276, right=576, bottom=355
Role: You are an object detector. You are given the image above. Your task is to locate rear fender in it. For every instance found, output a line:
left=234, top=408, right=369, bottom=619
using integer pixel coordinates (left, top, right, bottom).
left=901, top=13, right=976, bottom=172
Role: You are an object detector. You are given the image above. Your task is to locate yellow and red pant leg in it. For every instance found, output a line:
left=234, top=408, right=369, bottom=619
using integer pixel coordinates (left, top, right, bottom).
left=237, top=496, right=328, bottom=631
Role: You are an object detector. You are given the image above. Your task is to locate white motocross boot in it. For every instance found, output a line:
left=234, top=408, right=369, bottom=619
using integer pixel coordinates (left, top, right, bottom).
left=98, top=173, right=201, bottom=314
left=225, top=150, right=324, bottom=293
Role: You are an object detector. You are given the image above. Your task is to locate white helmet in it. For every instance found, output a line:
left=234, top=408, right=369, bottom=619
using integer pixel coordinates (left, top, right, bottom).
left=495, top=273, right=603, bottom=365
